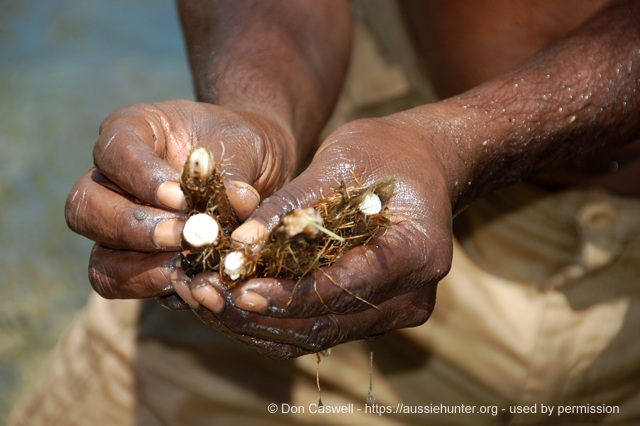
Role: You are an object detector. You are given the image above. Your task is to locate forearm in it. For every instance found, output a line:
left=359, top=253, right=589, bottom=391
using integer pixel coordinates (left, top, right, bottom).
left=177, top=0, right=352, bottom=158
left=400, top=0, right=640, bottom=213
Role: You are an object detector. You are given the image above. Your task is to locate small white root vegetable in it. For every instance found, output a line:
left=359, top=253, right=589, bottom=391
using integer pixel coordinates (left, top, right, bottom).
left=282, top=207, right=345, bottom=242
left=186, top=146, right=215, bottom=180
left=358, top=193, right=382, bottom=215
left=282, top=207, right=324, bottom=238
left=224, top=250, right=248, bottom=281
left=183, top=213, right=220, bottom=247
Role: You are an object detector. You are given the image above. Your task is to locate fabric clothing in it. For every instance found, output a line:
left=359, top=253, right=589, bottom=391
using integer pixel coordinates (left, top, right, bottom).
left=9, top=184, right=640, bottom=426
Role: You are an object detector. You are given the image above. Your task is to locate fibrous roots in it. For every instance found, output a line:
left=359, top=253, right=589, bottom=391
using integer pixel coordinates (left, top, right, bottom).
left=179, top=146, right=395, bottom=289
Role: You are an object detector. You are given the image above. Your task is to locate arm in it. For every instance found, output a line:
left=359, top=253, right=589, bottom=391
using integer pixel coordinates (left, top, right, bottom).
left=189, top=0, right=640, bottom=358
left=408, top=0, right=640, bottom=213
left=178, top=0, right=352, bottom=163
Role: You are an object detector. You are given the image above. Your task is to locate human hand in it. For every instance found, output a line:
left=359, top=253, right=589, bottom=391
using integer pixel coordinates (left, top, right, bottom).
left=65, top=99, right=298, bottom=306
left=187, top=111, right=457, bottom=358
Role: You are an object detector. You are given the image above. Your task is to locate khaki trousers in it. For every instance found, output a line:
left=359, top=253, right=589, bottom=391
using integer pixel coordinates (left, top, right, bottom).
left=9, top=184, right=640, bottom=425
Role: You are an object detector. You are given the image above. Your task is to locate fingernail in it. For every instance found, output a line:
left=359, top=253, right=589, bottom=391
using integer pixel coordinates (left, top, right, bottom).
left=192, top=284, right=224, bottom=314
left=157, top=181, right=188, bottom=211
left=153, top=219, right=183, bottom=248
left=231, top=219, right=269, bottom=245
left=226, top=180, right=260, bottom=221
left=171, top=269, right=200, bottom=309
left=234, top=290, right=269, bottom=313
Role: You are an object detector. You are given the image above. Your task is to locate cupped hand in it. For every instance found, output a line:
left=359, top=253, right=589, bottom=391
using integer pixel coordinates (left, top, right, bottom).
left=65, top=99, right=298, bottom=304
left=189, top=111, right=458, bottom=358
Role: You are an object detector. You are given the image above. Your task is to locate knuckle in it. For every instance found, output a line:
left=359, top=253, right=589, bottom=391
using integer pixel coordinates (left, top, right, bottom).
left=88, top=270, right=116, bottom=299
left=64, top=179, right=93, bottom=237
left=304, top=315, right=342, bottom=352
left=64, top=186, right=83, bottom=231
left=321, top=117, right=381, bottom=152
left=88, top=247, right=118, bottom=299
left=335, top=117, right=379, bottom=137
left=405, top=299, right=435, bottom=328
left=324, top=283, right=371, bottom=314
left=98, top=103, right=146, bottom=134
left=94, top=103, right=151, bottom=165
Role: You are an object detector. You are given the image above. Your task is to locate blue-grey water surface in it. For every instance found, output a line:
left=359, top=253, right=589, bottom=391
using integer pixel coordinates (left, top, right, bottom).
left=0, top=0, right=192, bottom=418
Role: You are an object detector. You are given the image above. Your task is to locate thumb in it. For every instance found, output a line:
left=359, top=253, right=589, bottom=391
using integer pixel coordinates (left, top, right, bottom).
left=224, top=180, right=261, bottom=222
left=196, top=113, right=296, bottom=222
left=230, top=162, right=351, bottom=244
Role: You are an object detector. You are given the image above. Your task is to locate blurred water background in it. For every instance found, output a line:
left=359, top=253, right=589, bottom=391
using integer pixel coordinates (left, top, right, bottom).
left=0, top=0, right=192, bottom=419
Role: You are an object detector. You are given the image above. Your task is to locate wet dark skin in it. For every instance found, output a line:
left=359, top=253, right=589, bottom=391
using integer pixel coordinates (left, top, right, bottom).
left=65, top=0, right=640, bottom=358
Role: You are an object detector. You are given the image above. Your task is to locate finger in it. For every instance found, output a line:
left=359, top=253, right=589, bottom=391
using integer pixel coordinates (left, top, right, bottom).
left=233, top=220, right=451, bottom=317
left=88, top=244, right=180, bottom=299
left=192, top=275, right=436, bottom=354
left=188, top=273, right=326, bottom=354
left=155, top=293, right=192, bottom=311
left=225, top=180, right=261, bottom=221
left=98, top=103, right=281, bottom=220
left=65, top=170, right=184, bottom=251
left=203, top=113, right=295, bottom=220
left=231, top=164, right=344, bottom=244
left=185, top=273, right=312, bottom=358
left=191, top=305, right=311, bottom=359
left=230, top=247, right=385, bottom=317
left=206, top=110, right=297, bottom=198
left=94, top=103, right=185, bottom=210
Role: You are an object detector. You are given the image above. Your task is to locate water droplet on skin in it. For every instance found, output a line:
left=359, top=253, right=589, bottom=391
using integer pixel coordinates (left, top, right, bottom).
left=609, top=161, right=619, bottom=172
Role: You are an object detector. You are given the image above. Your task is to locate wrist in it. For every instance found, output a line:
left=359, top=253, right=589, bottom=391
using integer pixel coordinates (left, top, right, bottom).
left=390, top=101, right=486, bottom=215
left=209, top=68, right=305, bottom=156
left=179, top=0, right=352, bottom=163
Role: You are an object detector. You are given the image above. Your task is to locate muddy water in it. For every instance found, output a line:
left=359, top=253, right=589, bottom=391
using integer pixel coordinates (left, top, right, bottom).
left=0, top=0, right=192, bottom=417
